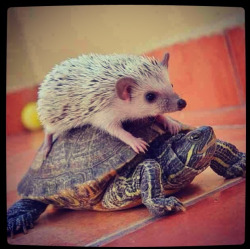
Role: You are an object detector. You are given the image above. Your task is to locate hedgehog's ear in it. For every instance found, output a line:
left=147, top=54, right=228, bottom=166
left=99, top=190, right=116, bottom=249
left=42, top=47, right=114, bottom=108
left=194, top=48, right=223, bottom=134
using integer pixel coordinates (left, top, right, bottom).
left=116, top=77, right=137, bottom=102
left=161, top=53, right=170, bottom=68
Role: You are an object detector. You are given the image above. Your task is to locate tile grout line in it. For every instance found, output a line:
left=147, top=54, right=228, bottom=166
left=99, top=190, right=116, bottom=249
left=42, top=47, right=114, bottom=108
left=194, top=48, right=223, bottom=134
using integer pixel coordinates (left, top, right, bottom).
left=183, top=177, right=245, bottom=208
left=85, top=177, right=245, bottom=247
left=211, top=124, right=246, bottom=129
left=223, top=29, right=245, bottom=106
left=181, top=104, right=245, bottom=115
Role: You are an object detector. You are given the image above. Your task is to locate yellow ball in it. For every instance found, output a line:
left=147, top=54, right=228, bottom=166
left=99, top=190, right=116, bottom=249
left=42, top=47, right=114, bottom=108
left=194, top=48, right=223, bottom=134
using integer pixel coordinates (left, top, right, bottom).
left=21, top=102, right=42, bottom=131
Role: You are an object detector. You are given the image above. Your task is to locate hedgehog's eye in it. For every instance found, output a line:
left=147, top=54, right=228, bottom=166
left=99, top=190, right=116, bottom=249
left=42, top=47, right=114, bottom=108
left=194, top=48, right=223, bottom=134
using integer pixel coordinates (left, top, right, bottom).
left=171, top=83, right=173, bottom=87
left=145, top=92, right=157, bottom=103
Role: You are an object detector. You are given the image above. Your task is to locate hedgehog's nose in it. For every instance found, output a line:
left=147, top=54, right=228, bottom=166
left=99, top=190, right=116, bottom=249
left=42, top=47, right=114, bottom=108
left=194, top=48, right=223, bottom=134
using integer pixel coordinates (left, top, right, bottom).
left=177, top=99, right=187, bottom=110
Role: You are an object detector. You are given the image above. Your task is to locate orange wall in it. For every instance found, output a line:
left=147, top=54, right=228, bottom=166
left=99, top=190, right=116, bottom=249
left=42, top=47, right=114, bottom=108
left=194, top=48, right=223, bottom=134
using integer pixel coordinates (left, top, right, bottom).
left=6, top=26, right=245, bottom=135
left=145, top=26, right=245, bottom=111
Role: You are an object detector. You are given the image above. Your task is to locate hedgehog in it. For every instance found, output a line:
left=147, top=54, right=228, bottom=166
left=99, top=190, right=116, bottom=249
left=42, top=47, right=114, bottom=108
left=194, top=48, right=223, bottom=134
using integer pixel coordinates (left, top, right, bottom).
left=37, top=53, right=187, bottom=156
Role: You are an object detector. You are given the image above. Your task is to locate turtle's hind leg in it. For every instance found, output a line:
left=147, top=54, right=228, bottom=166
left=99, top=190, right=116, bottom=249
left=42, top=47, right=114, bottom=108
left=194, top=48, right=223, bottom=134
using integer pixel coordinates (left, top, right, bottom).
left=7, top=199, right=48, bottom=237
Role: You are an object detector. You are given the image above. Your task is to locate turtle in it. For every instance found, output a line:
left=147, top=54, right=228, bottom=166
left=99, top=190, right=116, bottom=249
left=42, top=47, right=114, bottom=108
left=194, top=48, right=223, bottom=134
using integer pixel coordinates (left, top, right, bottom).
left=7, top=118, right=246, bottom=237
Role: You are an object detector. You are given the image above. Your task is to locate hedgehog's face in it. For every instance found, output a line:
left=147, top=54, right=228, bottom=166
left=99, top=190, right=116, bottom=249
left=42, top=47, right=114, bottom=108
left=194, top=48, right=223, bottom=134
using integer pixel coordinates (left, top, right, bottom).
left=130, top=52, right=186, bottom=116
left=143, top=89, right=186, bottom=114
left=131, top=80, right=187, bottom=116
left=115, top=76, right=186, bottom=118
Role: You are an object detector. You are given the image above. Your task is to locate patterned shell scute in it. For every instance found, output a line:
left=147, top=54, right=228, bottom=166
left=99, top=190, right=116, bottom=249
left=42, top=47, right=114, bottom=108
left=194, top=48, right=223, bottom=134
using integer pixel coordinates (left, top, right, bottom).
left=17, top=120, right=160, bottom=198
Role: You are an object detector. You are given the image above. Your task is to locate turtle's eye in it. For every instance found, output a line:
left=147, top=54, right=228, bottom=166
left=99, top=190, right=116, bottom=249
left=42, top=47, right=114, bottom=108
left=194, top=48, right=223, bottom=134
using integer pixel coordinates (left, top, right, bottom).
left=145, top=92, right=157, bottom=103
left=190, top=133, right=200, bottom=141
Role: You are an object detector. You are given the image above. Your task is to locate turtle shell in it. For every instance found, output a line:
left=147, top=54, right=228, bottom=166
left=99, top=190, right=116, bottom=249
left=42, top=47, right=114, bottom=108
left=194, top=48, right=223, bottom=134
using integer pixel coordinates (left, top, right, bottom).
left=17, top=119, right=172, bottom=206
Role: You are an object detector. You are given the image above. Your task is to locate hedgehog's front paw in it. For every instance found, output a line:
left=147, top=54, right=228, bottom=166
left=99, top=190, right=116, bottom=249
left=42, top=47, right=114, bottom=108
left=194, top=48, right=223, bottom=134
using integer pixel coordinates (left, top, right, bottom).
left=167, top=119, right=182, bottom=135
left=156, top=115, right=181, bottom=135
left=128, top=137, right=149, bottom=154
left=146, top=196, right=186, bottom=216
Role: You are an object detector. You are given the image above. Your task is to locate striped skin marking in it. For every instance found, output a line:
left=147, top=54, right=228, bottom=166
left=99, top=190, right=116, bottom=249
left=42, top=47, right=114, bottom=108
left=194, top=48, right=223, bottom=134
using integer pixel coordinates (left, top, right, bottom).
left=197, top=133, right=216, bottom=154
left=184, top=144, right=195, bottom=166
left=210, top=139, right=245, bottom=178
left=212, top=157, right=229, bottom=168
left=217, top=141, right=238, bottom=157
left=125, top=188, right=141, bottom=197
left=98, top=168, right=143, bottom=210
left=167, top=134, right=217, bottom=183
left=158, top=145, right=169, bottom=159
left=144, top=160, right=164, bottom=201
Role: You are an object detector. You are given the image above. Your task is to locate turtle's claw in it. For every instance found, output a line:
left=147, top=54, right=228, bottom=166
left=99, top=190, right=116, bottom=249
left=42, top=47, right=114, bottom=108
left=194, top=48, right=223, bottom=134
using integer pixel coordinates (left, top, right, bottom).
left=145, top=196, right=185, bottom=216
left=164, top=196, right=185, bottom=213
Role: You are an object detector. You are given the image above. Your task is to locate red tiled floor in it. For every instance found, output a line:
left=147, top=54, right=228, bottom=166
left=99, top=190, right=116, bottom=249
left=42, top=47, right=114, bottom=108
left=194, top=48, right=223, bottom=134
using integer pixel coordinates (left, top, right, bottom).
left=102, top=181, right=245, bottom=247
left=7, top=169, right=245, bottom=246
left=7, top=107, right=246, bottom=246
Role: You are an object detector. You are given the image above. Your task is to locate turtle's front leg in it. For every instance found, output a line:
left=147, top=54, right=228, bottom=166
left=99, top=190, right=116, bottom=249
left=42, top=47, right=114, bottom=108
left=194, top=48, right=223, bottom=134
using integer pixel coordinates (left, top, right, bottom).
left=210, top=139, right=246, bottom=179
left=7, top=199, right=48, bottom=237
left=101, top=159, right=185, bottom=216
left=140, top=159, right=185, bottom=216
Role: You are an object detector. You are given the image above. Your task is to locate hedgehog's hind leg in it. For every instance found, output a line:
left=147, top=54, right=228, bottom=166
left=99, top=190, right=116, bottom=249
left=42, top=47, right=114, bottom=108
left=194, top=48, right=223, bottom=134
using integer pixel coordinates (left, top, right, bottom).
left=7, top=199, right=48, bottom=237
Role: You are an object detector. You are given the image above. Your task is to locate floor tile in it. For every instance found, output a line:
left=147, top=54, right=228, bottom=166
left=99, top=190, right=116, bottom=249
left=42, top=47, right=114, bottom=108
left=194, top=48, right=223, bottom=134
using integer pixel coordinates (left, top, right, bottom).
left=7, top=124, right=245, bottom=246
left=7, top=173, right=245, bottom=246
left=102, top=181, right=245, bottom=247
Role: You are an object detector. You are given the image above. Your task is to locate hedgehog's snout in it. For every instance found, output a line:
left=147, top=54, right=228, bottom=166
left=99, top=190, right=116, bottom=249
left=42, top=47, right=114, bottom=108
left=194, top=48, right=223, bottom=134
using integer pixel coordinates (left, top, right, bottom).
left=158, top=94, right=187, bottom=113
left=177, top=98, right=187, bottom=110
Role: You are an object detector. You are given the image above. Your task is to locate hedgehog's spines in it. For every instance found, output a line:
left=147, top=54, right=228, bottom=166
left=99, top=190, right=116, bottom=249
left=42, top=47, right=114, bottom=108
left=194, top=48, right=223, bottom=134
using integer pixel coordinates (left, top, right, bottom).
left=37, top=53, right=169, bottom=135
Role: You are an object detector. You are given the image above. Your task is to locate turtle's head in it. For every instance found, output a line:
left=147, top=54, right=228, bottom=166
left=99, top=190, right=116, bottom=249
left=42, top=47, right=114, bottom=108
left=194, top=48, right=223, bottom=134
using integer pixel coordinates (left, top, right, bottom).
left=171, top=126, right=217, bottom=170
left=156, top=126, right=217, bottom=192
